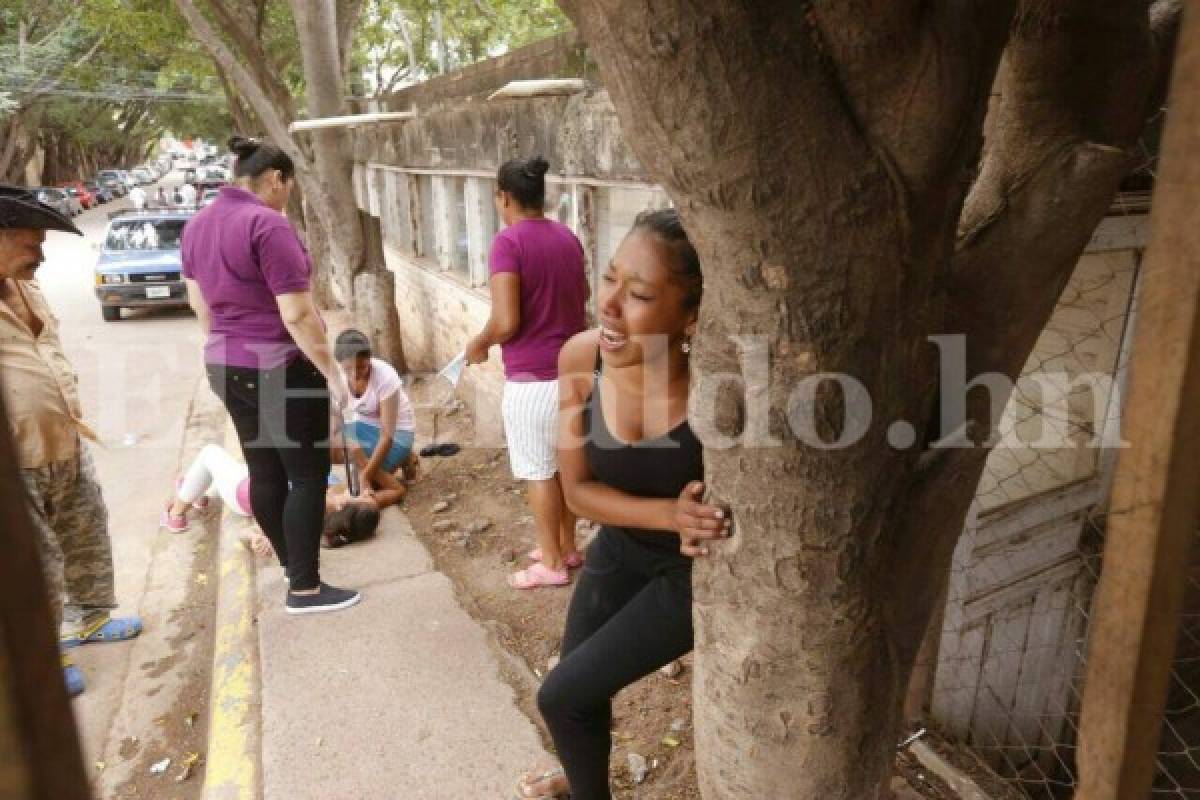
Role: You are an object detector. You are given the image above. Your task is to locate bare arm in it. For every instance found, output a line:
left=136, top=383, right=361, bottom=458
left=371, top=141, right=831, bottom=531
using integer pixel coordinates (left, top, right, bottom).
left=465, top=272, right=521, bottom=364
left=362, top=391, right=398, bottom=480
left=185, top=278, right=211, bottom=334
left=275, top=290, right=347, bottom=408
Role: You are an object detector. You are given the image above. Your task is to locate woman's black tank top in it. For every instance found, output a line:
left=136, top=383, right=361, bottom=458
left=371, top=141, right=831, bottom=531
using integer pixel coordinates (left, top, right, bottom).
left=582, top=350, right=704, bottom=551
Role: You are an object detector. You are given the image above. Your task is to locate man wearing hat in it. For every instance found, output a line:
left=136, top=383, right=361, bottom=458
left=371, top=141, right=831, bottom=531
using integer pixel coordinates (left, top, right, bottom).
left=0, top=185, right=142, bottom=697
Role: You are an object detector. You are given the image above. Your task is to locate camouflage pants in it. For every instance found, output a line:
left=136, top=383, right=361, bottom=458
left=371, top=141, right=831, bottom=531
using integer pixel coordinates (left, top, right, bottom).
left=20, top=444, right=117, bottom=635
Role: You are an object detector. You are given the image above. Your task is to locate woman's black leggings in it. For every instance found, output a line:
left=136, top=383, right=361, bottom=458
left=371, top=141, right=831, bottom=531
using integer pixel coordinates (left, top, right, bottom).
left=207, top=357, right=331, bottom=591
left=537, top=528, right=693, bottom=800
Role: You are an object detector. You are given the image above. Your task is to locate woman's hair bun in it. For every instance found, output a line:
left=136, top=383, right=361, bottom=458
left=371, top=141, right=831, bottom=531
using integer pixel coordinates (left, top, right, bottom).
left=228, top=135, right=260, bottom=158
left=524, top=156, right=550, bottom=179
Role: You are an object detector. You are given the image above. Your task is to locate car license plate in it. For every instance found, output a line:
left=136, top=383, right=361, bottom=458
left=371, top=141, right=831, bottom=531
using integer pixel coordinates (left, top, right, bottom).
left=145, top=286, right=170, bottom=299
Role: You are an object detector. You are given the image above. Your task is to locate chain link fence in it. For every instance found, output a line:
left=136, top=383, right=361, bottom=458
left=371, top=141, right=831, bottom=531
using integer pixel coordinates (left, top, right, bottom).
left=920, top=148, right=1200, bottom=796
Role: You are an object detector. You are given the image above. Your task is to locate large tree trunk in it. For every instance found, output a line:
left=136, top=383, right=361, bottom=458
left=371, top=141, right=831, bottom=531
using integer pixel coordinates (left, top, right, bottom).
left=559, top=1, right=1165, bottom=797
left=289, top=0, right=363, bottom=306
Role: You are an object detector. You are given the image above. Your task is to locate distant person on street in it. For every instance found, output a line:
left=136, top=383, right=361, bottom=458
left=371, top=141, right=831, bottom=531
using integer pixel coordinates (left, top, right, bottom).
left=181, top=135, right=359, bottom=615
left=514, top=210, right=726, bottom=800
left=161, top=443, right=382, bottom=551
left=0, top=184, right=144, bottom=698
left=465, top=156, right=589, bottom=591
left=129, top=184, right=147, bottom=211
left=332, top=328, right=416, bottom=510
left=179, top=181, right=197, bottom=208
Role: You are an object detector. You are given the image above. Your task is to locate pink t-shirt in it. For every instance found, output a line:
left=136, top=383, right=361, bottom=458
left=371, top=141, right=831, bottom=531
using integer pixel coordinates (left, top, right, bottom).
left=347, top=358, right=415, bottom=432
left=489, top=218, right=588, bottom=381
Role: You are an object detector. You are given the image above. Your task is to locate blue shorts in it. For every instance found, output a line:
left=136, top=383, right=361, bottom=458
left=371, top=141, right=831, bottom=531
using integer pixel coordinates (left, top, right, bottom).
left=347, top=421, right=415, bottom=473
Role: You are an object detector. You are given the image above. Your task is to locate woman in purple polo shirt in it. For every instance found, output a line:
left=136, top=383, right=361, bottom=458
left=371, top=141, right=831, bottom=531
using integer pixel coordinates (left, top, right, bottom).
left=181, top=135, right=359, bottom=615
left=466, top=156, right=589, bottom=590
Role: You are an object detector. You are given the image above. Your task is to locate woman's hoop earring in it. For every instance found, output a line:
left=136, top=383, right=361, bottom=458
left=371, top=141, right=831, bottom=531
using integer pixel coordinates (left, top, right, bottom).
left=681, top=339, right=692, bottom=354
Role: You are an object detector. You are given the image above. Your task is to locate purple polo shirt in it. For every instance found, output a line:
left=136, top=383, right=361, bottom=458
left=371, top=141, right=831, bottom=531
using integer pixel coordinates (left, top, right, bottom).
left=489, top=218, right=588, bottom=381
left=181, top=186, right=312, bottom=369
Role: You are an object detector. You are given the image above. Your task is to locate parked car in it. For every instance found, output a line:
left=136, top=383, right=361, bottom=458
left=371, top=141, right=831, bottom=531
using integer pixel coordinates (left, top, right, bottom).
left=118, top=170, right=137, bottom=190
left=193, top=166, right=230, bottom=193
left=96, top=170, right=127, bottom=197
left=84, top=181, right=112, bottom=204
left=62, top=182, right=97, bottom=209
left=61, top=186, right=87, bottom=214
left=35, top=188, right=75, bottom=218
left=199, top=188, right=220, bottom=208
left=94, top=209, right=194, bottom=322
left=131, top=167, right=154, bottom=185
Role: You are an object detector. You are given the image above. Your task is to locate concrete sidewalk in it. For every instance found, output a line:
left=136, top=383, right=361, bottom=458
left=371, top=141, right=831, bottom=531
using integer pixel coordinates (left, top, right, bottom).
left=241, top=500, right=548, bottom=799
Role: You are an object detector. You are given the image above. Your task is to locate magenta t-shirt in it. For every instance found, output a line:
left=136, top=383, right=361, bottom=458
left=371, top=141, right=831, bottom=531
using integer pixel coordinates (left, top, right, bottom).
left=181, top=186, right=312, bottom=369
left=489, top=218, right=588, bottom=381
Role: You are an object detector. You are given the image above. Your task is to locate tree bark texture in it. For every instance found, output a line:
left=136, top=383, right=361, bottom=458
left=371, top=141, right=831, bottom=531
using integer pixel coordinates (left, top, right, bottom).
left=289, top=0, right=364, bottom=306
left=559, top=1, right=1164, bottom=797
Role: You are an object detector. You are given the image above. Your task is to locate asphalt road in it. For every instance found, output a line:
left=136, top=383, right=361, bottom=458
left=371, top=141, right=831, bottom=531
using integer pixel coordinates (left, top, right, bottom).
left=35, top=176, right=216, bottom=795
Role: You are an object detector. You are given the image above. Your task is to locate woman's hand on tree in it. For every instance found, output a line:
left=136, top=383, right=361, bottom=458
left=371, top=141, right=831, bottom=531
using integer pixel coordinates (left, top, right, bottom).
left=673, top=481, right=731, bottom=558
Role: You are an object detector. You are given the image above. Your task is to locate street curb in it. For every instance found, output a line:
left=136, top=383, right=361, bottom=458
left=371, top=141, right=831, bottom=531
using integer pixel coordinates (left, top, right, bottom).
left=201, top=420, right=261, bottom=800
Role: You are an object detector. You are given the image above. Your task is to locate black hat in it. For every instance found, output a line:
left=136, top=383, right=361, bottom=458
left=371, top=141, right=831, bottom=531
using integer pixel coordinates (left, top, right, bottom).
left=0, top=184, right=82, bottom=235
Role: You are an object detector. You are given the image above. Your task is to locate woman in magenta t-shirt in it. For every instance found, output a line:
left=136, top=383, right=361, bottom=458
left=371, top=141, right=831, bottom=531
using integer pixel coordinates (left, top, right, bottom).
left=466, top=156, right=589, bottom=590
left=181, top=136, right=359, bottom=615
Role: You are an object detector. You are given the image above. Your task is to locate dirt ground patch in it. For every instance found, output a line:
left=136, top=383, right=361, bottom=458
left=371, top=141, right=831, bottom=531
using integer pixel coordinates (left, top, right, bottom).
left=109, top=523, right=217, bottom=799
left=400, top=378, right=967, bottom=799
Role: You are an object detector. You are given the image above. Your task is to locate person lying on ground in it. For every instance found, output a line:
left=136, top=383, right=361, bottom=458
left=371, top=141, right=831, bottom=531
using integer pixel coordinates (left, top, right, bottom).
left=330, top=328, right=417, bottom=510
left=514, top=209, right=729, bottom=800
left=161, top=443, right=381, bottom=550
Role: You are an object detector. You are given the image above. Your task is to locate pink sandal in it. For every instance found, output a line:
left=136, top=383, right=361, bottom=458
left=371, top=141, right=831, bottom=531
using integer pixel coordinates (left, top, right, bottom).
left=508, top=562, right=570, bottom=590
left=528, top=548, right=584, bottom=569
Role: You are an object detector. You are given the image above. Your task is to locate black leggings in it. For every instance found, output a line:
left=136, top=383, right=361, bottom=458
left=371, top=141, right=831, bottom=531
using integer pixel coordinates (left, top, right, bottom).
left=537, top=528, right=693, bottom=800
left=207, top=357, right=331, bottom=591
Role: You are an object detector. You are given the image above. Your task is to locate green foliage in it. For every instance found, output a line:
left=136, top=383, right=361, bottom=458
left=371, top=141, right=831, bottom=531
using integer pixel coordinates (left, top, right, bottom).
left=354, top=0, right=570, bottom=95
left=2, top=0, right=569, bottom=178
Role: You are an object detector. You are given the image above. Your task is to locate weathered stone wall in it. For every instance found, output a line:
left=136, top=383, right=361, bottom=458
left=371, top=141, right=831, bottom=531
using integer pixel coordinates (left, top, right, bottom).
left=354, top=89, right=647, bottom=180
left=384, top=243, right=506, bottom=447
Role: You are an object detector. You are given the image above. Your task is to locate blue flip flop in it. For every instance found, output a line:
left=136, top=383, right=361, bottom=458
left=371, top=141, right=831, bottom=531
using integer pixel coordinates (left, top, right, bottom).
left=61, top=616, right=143, bottom=648
left=61, top=652, right=85, bottom=697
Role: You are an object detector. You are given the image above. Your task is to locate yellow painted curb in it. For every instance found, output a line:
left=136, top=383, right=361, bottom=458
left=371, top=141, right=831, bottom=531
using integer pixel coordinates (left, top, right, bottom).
left=201, top=505, right=261, bottom=799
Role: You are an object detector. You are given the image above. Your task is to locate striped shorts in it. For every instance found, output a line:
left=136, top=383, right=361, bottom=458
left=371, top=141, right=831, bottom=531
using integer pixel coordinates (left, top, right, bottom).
left=501, top=379, right=560, bottom=481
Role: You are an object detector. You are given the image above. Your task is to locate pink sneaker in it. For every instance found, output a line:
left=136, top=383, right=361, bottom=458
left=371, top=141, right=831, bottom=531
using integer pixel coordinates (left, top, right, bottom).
left=176, top=477, right=208, bottom=509
left=160, top=503, right=189, bottom=533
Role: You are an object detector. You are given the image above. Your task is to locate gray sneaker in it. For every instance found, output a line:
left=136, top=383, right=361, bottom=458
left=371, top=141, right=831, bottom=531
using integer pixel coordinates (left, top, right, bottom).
left=285, top=583, right=361, bottom=615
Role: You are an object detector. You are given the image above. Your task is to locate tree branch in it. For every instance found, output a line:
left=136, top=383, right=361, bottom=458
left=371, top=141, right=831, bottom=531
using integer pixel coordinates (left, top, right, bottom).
left=171, top=0, right=305, bottom=168
left=336, top=0, right=366, bottom=80
left=806, top=0, right=1014, bottom=202
left=204, top=0, right=294, bottom=113
left=948, top=0, right=1158, bottom=396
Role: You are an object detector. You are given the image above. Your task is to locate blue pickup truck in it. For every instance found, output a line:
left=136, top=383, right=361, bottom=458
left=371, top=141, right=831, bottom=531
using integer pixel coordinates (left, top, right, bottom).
left=94, top=210, right=194, bottom=321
